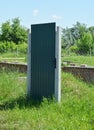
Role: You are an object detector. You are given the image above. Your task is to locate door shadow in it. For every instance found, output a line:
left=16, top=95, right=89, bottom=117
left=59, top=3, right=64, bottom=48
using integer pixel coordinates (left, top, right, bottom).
left=0, top=95, right=42, bottom=110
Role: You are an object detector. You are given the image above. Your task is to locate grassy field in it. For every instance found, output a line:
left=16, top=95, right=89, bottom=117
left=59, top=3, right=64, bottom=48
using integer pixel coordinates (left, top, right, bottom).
left=1, top=51, right=94, bottom=66
left=0, top=71, right=94, bottom=130
left=62, top=55, right=94, bottom=66
left=0, top=52, right=26, bottom=63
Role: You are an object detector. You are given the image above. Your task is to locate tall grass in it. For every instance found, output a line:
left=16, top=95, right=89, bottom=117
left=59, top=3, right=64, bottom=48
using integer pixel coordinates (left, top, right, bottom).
left=0, top=71, right=26, bottom=105
left=0, top=71, right=94, bottom=129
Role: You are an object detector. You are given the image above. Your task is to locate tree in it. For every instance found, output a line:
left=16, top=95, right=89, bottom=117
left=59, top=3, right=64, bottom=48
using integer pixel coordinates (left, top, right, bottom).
left=11, top=18, right=27, bottom=44
left=88, top=26, right=94, bottom=53
left=62, top=22, right=87, bottom=49
left=62, top=27, right=74, bottom=48
left=77, top=32, right=93, bottom=54
left=73, top=22, right=87, bottom=40
left=0, top=18, right=28, bottom=44
left=0, top=21, right=12, bottom=41
left=62, top=22, right=93, bottom=55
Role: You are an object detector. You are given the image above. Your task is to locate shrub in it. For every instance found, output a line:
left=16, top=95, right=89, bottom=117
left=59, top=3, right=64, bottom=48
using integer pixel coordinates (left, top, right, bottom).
left=0, top=42, right=27, bottom=55
left=70, top=45, right=78, bottom=53
left=0, top=41, right=17, bottom=53
left=18, top=42, right=27, bottom=54
left=0, top=42, right=7, bottom=53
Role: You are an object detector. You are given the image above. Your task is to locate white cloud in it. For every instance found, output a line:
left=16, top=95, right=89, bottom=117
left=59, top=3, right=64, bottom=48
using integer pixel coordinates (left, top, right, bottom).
left=52, top=15, right=62, bottom=20
left=33, top=9, right=39, bottom=16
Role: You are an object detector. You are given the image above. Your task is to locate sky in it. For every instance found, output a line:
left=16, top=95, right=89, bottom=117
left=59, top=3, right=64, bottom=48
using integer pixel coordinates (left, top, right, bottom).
left=0, top=0, right=94, bottom=29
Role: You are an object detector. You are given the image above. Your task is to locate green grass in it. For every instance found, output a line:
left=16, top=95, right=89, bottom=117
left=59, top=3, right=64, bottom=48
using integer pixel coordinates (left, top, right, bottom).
left=62, top=55, right=94, bottom=66
left=1, top=51, right=94, bottom=66
left=0, top=52, right=27, bottom=63
left=0, top=71, right=94, bottom=129
left=0, top=71, right=26, bottom=105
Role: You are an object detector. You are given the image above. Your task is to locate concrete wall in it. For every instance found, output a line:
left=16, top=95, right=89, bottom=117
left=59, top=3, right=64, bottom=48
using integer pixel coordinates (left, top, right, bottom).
left=0, top=62, right=94, bottom=83
left=0, top=62, right=27, bottom=73
left=62, top=66, right=94, bottom=83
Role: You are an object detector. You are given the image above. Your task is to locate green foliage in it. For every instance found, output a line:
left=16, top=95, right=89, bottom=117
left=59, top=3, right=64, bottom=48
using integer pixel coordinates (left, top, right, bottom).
left=0, top=42, right=27, bottom=56
left=11, top=18, right=28, bottom=44
left=18, top=42, right=27, bottom=54
left=0, top=21, right=12, bottom=42
left=88, top=26, right=94, bottom=44
left=62, top=27, right=74, bottom=49
left=77, top=32, right=93, bottom=54
left=0, top=18, right=28, bottom=44
left=62, top=22, right=94, bottom=55
left=0, top=41, right=16, bottom=53
left=70, top=45, right=78, bottom=53
left=0, top=72, right=94, bottom=129
left=0, top=42, right=7, bottom=53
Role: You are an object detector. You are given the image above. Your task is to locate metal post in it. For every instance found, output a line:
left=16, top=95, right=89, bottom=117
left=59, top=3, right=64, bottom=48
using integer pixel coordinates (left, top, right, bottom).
left=27, top=29, right=31, bottom=98
left=55, top=26, right=61, bottom=102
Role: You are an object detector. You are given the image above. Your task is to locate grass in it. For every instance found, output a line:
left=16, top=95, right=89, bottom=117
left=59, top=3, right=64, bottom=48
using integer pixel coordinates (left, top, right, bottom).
left=62, top=55, right=94, bottom=66
left=0, top=71, right=94, bottom=129
left=0, top=51, right=27, bottom=63
left=1, top=51, right=94, bottom=66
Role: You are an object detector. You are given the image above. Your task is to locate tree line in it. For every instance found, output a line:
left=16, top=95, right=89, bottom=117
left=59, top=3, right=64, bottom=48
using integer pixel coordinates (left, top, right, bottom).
left=62, top=22, right=94, bottom=55
left=0, top=18, right=94, bottom=55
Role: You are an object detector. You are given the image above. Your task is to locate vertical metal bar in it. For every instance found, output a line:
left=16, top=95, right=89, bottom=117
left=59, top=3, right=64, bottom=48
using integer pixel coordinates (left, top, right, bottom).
left=55, top=26, right=61, bottom=102
left=27, top=29, right=31, bottom=98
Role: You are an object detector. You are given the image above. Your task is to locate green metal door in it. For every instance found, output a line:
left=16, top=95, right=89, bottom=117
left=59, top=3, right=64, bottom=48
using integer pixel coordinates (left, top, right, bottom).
left=31, top=23, right=56, bottom=100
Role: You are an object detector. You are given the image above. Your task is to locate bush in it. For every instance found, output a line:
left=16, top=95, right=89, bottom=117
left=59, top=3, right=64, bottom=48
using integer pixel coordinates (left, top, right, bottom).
left=0, top=42, right=27, bottom=55
left=7, top=41, right=17, bottom=52
left=70, top=45, right=78, bottom=53
left=18, top=42, right=27, bottom=54
left=0, top=41, right=17, bottom=53
left=0, top=42, right=7, bottom=53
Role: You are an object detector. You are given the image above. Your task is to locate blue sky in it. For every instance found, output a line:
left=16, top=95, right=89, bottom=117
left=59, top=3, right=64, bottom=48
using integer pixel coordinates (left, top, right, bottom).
left=0, top=0, right=94, bottom=28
